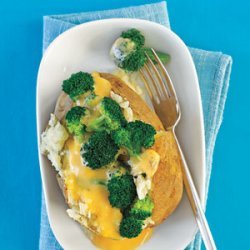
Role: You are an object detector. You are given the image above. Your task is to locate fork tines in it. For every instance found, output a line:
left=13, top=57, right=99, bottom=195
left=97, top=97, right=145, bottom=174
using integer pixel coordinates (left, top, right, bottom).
left=140, top=48, right=177, bottom=102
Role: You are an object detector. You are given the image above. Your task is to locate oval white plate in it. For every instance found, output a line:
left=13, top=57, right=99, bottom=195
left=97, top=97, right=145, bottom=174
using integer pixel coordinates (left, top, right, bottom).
left=37, top=18, right=206, bottom=250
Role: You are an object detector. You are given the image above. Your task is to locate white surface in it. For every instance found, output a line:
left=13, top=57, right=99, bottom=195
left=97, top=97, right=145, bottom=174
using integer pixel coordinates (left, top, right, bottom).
left=36, top=18, right=206, bottom=250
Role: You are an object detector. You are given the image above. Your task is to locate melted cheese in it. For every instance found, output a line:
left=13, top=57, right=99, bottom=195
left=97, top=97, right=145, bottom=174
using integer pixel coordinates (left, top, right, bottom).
left=75, top=73, right=111, bottom=106
left=92, top=228, right=153, bottom=250
left=92, top=72, right=111, bottom=97
left=55, top=72, right=159, bottom=248
left=63, top=138, right=122, bottom=239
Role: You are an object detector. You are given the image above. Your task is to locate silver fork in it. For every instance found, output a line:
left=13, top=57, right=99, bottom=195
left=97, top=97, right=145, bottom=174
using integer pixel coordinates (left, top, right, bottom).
left=140, top=48, right=217, bottom=250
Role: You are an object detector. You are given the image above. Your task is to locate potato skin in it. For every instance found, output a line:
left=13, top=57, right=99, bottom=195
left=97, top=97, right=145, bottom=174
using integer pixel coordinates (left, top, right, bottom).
left=100, top=73, right=183, bottom=225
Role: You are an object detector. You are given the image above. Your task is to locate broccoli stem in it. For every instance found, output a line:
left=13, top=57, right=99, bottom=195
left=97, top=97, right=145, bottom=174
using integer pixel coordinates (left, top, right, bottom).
left=144, top=48, right=170, bottom=65
left=86, top=115, right=106, bottom=132
left=91, top=179, right=107, bottom=186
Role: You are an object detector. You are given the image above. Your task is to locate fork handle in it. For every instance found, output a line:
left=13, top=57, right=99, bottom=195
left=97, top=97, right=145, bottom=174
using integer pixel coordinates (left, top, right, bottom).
left=173, top=132, right=217, bottom=250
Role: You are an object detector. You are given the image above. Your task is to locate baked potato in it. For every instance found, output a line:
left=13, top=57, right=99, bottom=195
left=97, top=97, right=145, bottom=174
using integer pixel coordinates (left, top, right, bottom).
left=41, top=72, right=183, bottom=248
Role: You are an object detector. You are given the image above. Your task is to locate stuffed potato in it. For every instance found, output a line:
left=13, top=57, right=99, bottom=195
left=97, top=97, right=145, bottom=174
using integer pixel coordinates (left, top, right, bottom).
left=41, top=71, right=183, bottom=249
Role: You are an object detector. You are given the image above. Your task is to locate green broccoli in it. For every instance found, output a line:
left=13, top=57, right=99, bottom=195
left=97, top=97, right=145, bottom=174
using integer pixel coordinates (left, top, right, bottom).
left=144, top=48, right=171, bottom=65
left=110, top=28, right=170, bottom=72
left=107, top=173, right=137, bottom=209
left=119, top=195, right=154, bottom=238
left=119, top=49, right=147, bottom=72
left=87, top=97, right=127, bottom=132
left=65, top=106, right=88, bottom=141
left=112, top=120, right=156, bottom=155
left=83, top=93, right=102, bottom=108
left=90, top=179, right=107, bottom=186
left=119, top=216, right=143, bottom=238
left=129, top=195, right=154, bottom=220
left=62, top=72, right=94, bottom=101
left=121, top=28, right=145, bottom=49
left=82, top=131, right=119, bottom=169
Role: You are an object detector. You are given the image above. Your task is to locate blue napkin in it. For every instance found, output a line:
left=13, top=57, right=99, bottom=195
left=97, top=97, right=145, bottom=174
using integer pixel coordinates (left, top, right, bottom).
left=39, top=2, right=232, bottom=250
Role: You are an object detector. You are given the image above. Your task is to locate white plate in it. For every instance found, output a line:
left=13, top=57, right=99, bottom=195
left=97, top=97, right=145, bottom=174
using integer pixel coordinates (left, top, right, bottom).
left=37, top=18, right=206, bottom=250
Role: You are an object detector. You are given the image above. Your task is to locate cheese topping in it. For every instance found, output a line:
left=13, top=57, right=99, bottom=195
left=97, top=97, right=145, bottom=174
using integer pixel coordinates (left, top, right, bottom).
left=63, top=138, right=122, bottom=239
left=75, top=73, right=111, bottom=107
left=41, top=71, right=161, bottom=249
left=92, top=227, right=153, bottom=250
left=92, top=72, right=111, bottom=97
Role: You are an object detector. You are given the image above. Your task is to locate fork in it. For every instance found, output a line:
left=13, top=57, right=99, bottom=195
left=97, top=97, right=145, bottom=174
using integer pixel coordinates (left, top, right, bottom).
left=140, top=49, right=217, bottom=250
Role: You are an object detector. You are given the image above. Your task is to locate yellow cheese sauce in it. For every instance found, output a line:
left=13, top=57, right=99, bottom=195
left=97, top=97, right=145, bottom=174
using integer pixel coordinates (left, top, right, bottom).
left=74, top=72, right=111, bottom=106
left=63, top=138, right=122, bottom=239
left=59, top=73, right=159, bottom=249
left=92, top=72, right=111, bottom=97
left=92, top=228, right=153, bottom=250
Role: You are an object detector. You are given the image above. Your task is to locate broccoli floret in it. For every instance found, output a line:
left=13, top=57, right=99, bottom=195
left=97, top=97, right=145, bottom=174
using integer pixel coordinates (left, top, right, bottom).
left=110, top=36, right=146, bottom=72
left=119, top=216, right=143, bottom=238
left=65, top=106, right=87, bottom=141
left=111, top=28, right=170, bottom=72
left=110, top=29, right=145, bottom=72
left=119, top=194, right=154, bottom=238
left=62, top=72, right=94, bottom=101
left=107, top=173, right=137, bottom=209
left=112, top=120, right=156, bottom=155
left=119, top=49, right=146, bottom=72
left=83, top=93, right=102, bottom=108
left=87, top=97, right=127, bottom=132
left=82, top=131, right=119, bottom=169
left=121, top=28, right=145, bottom=49
left=119, top=195, right=154, bottom=238
left=129, top=195, right=154, bottom=220
left=107, top=165, right=128, bottom=178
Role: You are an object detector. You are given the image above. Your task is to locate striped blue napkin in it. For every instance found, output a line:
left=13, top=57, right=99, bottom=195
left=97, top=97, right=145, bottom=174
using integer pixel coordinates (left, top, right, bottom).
left=39, top=1, right=232, bottom=249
